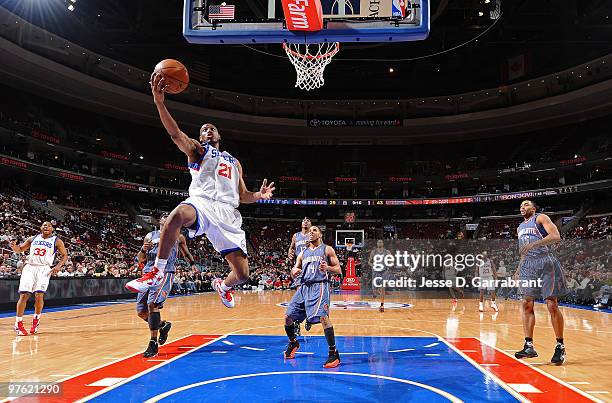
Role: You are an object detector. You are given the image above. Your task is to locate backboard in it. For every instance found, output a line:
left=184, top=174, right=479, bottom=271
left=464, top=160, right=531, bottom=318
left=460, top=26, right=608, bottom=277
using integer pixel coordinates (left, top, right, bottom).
left=183, top=0, right=430, bottom=44
left=335, top=230, right=365, bottom=248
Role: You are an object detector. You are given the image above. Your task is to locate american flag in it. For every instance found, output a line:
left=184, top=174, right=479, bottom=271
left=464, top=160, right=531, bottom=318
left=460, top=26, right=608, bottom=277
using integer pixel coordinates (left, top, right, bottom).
left=209, top=4, right=235, bottom=20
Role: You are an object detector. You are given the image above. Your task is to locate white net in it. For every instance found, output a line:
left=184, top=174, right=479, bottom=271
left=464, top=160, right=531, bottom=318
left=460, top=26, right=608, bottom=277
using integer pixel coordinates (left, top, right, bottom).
left=283, top=42, right=340, bottom=91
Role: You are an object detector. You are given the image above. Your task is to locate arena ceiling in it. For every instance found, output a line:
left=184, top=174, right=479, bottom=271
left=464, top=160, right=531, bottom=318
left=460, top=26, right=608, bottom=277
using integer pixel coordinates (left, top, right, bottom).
left=2, top=0, right=612, bottom=98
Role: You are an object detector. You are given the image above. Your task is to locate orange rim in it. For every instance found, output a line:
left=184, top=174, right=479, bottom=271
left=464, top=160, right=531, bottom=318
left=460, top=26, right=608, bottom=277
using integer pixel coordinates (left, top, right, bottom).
left=283, top=42, right=340, bottom=60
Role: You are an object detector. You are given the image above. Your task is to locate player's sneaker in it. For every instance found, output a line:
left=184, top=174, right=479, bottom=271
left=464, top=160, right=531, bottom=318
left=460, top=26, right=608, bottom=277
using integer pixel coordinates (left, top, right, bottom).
left=14, top=321, right=28, bottom=336
left=30, top=318, right=40, bottom=335
left=491, top=301, right=499, bottom=312
left=515, top=342, right=538, bottom=359
left=143, top=339, right=159, bottom=358
left=379, top=303, right=385, bottom=313
left=478, top=301, right=484, bottom=312
left=125, top=268, right=164, bottom=293
left=158, top=321, right=172, bottom=345
left=284, top=339, right=300, bottom=359
left=305, top=321, right=312, bottom=332
left=551, top=343, right=565, bottom=365
left=323, top=349, right=340, bottom=368
left=212, top=278, right=235, bottom=308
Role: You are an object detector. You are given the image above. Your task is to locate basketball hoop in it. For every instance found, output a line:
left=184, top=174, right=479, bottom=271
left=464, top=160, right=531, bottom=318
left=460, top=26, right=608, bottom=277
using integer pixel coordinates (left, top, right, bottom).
left=283, top=42, right=340, bottom=91
left=345, top=240, right=354, bottom=253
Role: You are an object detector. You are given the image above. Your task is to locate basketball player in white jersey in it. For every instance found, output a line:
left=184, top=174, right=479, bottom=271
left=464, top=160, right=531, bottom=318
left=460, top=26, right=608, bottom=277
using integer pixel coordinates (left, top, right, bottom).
left=127, top=73, right=275, bottom=308
left=9, top=222, right=68, bottom=335
left=476, top=251, right=498, bottom=312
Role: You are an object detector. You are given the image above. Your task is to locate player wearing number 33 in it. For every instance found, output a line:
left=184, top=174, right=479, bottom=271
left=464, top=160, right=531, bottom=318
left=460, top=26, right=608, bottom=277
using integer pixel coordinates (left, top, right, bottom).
left=9, top=221, right=68, bottom=336
left=126, top=72, right=275, bottom=310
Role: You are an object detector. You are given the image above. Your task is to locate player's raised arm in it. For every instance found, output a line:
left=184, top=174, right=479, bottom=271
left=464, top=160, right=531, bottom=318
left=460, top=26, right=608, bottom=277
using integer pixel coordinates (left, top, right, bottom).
left=51, top=239, right=68, bottom=275
left=9, top=236, right=34, bottom=253
left=236, top=161, right=275, bottom=204
left=288, top=233, right=297, bottom=261
left=321, top=246, right=342, bottom=274
left=150, top=72, right=203, bottom=159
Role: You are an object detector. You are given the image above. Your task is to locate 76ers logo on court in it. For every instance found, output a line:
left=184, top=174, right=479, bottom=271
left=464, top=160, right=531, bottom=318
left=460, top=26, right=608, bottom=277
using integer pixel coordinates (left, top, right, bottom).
left=278, top=301, right=413, bottom=310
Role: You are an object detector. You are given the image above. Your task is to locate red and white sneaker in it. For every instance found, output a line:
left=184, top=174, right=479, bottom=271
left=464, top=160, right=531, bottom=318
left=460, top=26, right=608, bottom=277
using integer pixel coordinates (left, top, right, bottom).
left=30, top=318, right=40, bottom=334
left=125, top=268, right=164, bottom=293
left=213, top=278, right=235, bottom=308
left=14, top=321, right=28, bottom=336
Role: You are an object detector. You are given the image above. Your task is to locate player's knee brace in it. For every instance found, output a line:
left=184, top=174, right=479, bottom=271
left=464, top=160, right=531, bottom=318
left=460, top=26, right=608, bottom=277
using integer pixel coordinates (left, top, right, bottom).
left=148, top=311, right=161, bottom=331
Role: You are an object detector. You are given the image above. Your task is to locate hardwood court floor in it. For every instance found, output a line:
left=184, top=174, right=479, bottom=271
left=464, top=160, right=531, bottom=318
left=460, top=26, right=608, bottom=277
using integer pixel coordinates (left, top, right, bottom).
left=0, top=291, right=610, bottom=401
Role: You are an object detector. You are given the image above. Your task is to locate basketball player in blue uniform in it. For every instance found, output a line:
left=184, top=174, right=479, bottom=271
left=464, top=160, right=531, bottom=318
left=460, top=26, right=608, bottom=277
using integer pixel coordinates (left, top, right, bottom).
left=284, top=226, right=342, bottom=368
left=134, top=214, right=196, bottom=358
left=287, top=217, right=312, bottom=332
left=9, top=222, right=68, bottom=336
left=514, top=200, right=568, bottom=365
left=127, top=72, right=275, bottom=309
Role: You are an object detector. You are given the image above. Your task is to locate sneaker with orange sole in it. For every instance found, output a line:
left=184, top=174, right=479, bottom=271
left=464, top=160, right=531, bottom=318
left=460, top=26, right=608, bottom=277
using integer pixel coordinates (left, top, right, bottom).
left=323, top=349, right=340, bottom=368
left=284, top=339, right=300, bottom=359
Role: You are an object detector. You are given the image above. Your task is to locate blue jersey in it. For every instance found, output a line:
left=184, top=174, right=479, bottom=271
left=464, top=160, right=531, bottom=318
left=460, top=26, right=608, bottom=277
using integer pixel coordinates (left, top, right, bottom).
left=300, top=243, right=329, bottom=284
left=517, top=213, right=550, bottom=258
left=143, top=230, right=179, bottom=273
left=294, top=231, right=310, bottom=263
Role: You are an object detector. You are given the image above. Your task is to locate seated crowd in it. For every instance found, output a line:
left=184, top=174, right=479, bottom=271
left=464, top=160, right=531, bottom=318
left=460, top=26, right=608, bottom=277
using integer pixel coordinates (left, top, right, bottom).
left=1, top=189, right=609, bottom=308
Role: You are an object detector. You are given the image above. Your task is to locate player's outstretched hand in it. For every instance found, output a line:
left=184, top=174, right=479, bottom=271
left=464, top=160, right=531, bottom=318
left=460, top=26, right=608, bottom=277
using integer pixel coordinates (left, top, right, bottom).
left=9, top=240, right=18, bottom=252
left=150, top=72, right=168, bottom=104
left=259, top=179, right=275, bottom=200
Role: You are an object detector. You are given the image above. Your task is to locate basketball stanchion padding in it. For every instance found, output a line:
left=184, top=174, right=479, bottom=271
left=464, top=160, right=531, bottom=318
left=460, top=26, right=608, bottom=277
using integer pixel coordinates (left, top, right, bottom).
left=341, top=254, right=360, bottom=291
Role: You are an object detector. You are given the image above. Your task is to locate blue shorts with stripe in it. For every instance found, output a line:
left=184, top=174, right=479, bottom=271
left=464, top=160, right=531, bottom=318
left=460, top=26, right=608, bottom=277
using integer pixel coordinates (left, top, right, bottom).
left=285, top=281, right=330, bottom=324
left=136, top=272, right=174, bottom=312
left=519, top=254, right=568, bottom=299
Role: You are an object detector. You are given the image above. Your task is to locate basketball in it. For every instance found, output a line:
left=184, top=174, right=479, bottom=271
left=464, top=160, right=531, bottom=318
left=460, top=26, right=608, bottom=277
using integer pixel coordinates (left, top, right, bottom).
left=153, top=59, right=189, bottom=94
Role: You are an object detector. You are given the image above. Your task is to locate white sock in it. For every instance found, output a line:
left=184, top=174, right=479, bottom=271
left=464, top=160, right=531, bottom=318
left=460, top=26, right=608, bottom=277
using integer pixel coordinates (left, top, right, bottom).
left=16, top=316, right=23, bottom=325
left=154, top=258, right=168, bottom=271
left=34, top=314, right=41, bottom=320
left=220, top=281, right=232, bottom=292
